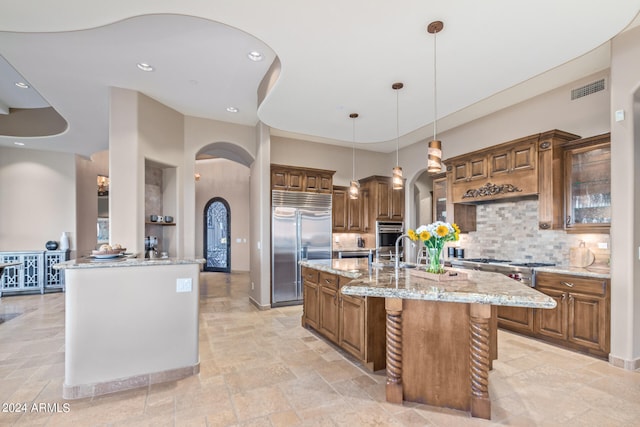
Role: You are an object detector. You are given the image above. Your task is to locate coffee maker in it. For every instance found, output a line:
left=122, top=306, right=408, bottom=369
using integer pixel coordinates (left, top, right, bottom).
left=145, top=236, right=158, bottom=258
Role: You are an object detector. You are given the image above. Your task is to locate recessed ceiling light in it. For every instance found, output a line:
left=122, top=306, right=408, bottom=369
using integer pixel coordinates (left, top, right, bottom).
left=226, top=107, right=239, bottom=113
left=14, top=141, right=25, bottom=146
left=136, top=63, right=154, bottom=72
left=247, top=51, right=263, bottom=62
left=15, top=82, right=29, bottom=89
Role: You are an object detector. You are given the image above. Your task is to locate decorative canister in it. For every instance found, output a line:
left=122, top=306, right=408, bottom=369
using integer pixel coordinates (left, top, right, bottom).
left=60, top=232, right=70, bottom=251
left=45, top=240, right=58, bottom=250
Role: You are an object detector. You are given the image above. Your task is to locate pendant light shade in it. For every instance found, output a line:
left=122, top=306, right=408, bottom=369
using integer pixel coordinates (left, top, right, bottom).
left=427, top=20, right=444, bottom=174
left=349, top=113, right=360, bottom=199
left=392, top=82, right=404, bottom=190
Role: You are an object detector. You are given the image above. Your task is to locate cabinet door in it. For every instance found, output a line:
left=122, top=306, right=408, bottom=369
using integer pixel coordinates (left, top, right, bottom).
left=347, top=196, right=362, bottom=231
left=304, top=173, right=320, bottom=192
left=288, top=170, right=304, bottom=191
left=271, top=168, right=288, bottom=190
left=303, top=281, right=320, bottom=329
left=564, top=141, right=611, bottom=233
left=374, top=180, right=391, bottom=220
left=497, top=306, right=535, bottom=334
left=332, top=187, right=348, bottom=232
left=319, top=286, right=340, bottom=343
left=534, top=288, right=567, bottom=340
left=568, top=292, right=609, bottom=354
left=319, top=174, right=333, bottom=193
left=340, top=294, right=365, bottom=360
left=390, top=186, right=404, bottom=220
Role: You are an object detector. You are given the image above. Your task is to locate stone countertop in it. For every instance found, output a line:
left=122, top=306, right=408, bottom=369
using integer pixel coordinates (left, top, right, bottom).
left=299, top=259, right=371, bottom=279
left=54, top=256, right=205, bottom=270
left=534, top=265, right=610, bottom=279
left=301, top=260, right=556, bottom=309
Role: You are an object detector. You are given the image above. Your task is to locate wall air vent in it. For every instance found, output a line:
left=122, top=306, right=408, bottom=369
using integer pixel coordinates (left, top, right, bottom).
left=571, top=79, right=605, bottom=100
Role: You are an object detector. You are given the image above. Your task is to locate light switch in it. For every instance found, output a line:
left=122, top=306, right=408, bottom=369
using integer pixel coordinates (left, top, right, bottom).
left=176, top=278, right=192, bottom=293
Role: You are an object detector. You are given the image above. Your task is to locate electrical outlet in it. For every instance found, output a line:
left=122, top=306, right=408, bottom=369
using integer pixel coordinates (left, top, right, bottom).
left=598, top=242, right=608, bottom=249
left=176, top=278, right=192, bottom=293
left=251, top=282, right=255, bottom=290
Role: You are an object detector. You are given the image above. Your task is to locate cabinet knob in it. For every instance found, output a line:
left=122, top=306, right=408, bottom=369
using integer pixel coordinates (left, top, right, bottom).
left=539, top=222, right=550, bottom=229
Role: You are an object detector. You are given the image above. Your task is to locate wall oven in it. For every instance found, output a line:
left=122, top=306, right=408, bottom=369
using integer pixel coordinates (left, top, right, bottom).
left=375, top=221, right=404, bottom=257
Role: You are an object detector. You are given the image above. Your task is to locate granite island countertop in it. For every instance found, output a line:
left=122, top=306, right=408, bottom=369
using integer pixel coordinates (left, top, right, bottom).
left=301, top=259, right=556, bottom=309
left=54, top=256, right=205, bottom=269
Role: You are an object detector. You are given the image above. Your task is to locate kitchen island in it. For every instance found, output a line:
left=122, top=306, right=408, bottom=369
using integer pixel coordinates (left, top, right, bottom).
left=301, top=259, right=556, bottom=420
left=54, top=256, right=204, bottom=399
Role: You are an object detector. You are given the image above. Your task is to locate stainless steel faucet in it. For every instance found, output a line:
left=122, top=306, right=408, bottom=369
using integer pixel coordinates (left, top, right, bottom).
left=395, top=234, right=412, bottom=269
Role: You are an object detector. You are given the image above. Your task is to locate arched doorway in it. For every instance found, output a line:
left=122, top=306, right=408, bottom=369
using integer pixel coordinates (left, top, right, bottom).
left=204, top=197, right=231, bottom=272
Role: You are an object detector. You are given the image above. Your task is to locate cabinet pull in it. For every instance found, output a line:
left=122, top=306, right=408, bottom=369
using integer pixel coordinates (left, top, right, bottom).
left=566, top=216, right=572, bottom=225
left=561, top=294, right=566, bottom=302
left=560, top=281, right=574, bottom=288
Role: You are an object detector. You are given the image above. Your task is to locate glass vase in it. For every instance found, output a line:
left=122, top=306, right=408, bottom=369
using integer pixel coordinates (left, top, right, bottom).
left=427, top=246, right=445, bottom=274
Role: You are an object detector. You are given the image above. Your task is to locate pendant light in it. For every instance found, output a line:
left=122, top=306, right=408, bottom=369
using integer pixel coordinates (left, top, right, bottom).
left=349, top=113, right=360, bottom=199
left=427, top=20, right=444, bottom=173
left=392, top=82, right=404, bottom=190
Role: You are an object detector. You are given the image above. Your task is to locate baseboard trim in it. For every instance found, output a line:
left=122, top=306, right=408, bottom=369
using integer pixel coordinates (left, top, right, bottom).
left=63, top=363, right=200, bottom=400
left=249, top=296, right=270, bottom=310
left=609, top=354, right=640, bottom=371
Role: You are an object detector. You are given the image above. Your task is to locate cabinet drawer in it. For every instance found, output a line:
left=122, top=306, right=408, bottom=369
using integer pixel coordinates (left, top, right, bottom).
left=536, top=272, right=607, bottom=297
left=319, top=272, right=338, bottom=289
left=302, top=267, right=319, bottom=284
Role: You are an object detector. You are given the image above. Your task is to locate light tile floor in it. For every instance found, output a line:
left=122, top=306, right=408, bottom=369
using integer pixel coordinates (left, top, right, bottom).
left=1, top=272, right=639, bottom=426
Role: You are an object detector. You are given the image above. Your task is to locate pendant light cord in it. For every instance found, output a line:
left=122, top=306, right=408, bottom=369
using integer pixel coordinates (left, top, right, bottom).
left=352, top=117, right=356, bottom=181
left=396, top=88, right=400, bottom=165
left=433, top=29, right=438, bottom=141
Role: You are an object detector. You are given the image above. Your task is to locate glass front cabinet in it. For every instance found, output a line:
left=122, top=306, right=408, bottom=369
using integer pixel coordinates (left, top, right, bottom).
left=564, top=133, right=611, bottom=233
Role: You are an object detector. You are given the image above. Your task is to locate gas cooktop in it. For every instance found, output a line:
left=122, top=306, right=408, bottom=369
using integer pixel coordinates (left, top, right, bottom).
left=455, top=259, right=555, bottom=268
left=510, top=262, right=555, bottom=267
left=462, top=258, right=512, bottom=263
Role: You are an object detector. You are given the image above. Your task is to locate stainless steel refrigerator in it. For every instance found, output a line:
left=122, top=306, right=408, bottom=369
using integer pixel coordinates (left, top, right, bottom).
left=271, top=190, right=332, bottom=307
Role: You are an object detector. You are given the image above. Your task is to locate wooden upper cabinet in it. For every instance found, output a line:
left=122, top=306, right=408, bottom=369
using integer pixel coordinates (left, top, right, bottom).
left=446, top=134, right=541, bottom=204
left=563, top=134, right=611, bottom=234
left=270, top=164, right=335, bottom=193
left=537, top=130, right=581, bottom=230
left=359, top=176, right=404, bottom=230
left=332, top=185, right=364, bottom=232
left=452, top=156, right=487, bottom=183
left=489, top=139, right=536, bottom=177
left=332, top=186, right=348, bottom=232
left=305, top=172, right=333, bottom=193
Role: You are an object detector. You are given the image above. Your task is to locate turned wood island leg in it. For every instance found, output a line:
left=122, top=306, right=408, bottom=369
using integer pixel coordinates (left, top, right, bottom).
left=385, top=297, right=403, bottom=404
left=469, top=303, right=492, bottom=420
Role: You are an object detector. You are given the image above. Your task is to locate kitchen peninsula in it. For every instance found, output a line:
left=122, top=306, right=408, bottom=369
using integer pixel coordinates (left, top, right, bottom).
left=300, top=259, right=556, bottom=420
left=55, top=257, right=204, bottom=399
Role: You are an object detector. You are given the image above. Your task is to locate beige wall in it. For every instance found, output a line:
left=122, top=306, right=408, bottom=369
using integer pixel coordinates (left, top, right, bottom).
left=195, top=158, right=250, bottom=271
left=0, top=146, right=76, bottom=252
left=610, top=25, right=640, bottom=368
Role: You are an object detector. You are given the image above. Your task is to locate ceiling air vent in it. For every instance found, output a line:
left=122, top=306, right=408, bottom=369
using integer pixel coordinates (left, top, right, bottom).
left=571, top=79, right=605, bottom=100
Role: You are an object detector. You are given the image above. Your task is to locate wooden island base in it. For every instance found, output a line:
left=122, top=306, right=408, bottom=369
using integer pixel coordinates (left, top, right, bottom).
left=385, top=298, right=494, bottom=420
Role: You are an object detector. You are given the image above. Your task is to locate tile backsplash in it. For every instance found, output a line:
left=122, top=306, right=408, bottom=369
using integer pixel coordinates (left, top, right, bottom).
left=454, top=199, right=610, bottom=266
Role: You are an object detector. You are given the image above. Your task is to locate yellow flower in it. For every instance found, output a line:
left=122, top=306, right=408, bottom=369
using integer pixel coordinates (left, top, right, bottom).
left=407, top=229, right=418, bottom=241
left=419, top=230, right=431, bottom=241
left=452, top=223, right=460, bottom=234
left=436, top=224, right=449, bottom=237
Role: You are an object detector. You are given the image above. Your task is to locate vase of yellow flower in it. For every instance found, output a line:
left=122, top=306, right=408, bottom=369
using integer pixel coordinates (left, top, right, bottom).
left=408, top=221, right=460, bottom=274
